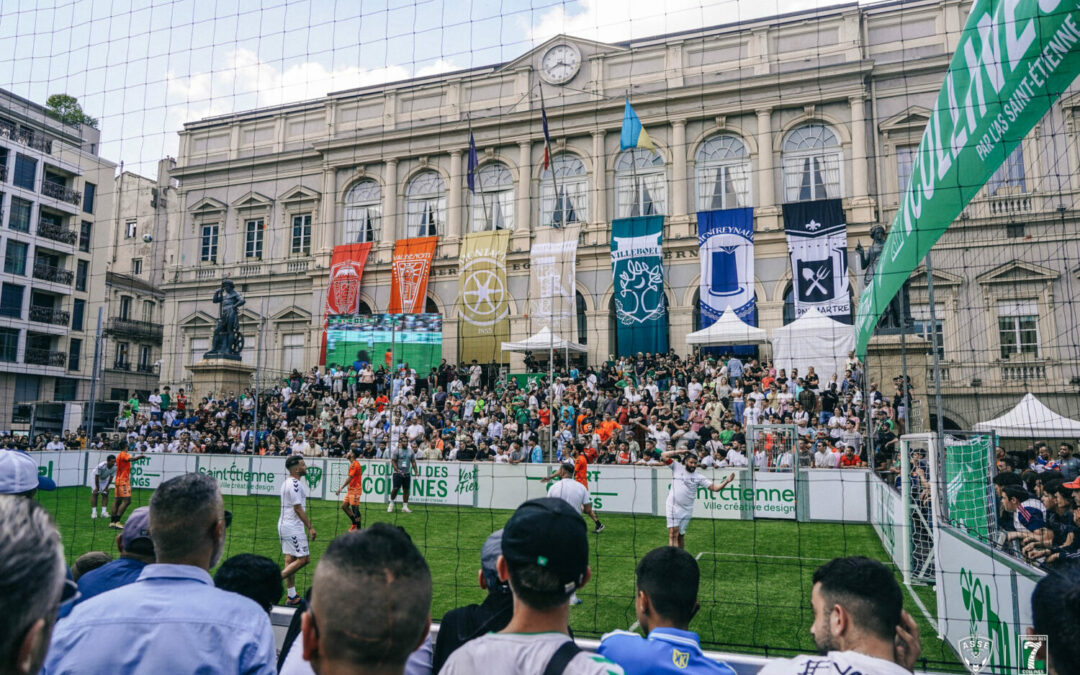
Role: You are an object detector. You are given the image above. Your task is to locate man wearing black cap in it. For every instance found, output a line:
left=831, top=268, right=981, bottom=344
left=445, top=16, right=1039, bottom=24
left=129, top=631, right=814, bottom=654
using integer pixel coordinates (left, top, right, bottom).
left=74, top=506, right=155, bottom=606
left=441, top=498, right=624, bottom=675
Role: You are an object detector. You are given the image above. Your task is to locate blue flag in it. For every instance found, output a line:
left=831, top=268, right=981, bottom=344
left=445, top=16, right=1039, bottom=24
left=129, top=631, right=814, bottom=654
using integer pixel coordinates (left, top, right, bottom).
left=619, top=99, right=654, bottom=152
left=610, top=215, right=667, bottom=356
left=467, top=131, right=479, bottom=193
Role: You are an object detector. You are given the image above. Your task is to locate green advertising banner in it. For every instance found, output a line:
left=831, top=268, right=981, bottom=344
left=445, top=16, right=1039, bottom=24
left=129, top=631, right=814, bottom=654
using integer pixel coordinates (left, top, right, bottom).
left=855, top=0, right=1080, bottom=357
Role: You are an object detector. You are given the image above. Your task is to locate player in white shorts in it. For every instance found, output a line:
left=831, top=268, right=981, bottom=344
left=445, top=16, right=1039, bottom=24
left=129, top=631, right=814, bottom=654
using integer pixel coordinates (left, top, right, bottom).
left=91, top=455, right=116, bottom=518
left=279, top=455, right=316, bottom=606
left=661, top=446, right=735, bottom=549
left=542, top=461, right=605, bottom=606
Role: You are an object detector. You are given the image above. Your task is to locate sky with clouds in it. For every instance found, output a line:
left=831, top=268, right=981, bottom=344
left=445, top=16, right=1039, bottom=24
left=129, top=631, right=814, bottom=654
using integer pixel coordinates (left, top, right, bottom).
left=0, top=0, right=856, bottom=174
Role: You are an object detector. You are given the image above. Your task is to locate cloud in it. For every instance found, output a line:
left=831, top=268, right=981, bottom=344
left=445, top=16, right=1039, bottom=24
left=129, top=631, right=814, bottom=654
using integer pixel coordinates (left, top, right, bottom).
left=525, top=0, right=859, bottom=46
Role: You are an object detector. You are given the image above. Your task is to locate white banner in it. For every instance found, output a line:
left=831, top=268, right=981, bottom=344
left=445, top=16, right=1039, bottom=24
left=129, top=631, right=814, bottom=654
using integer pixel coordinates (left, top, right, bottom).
left=527, top=225, right=580, bottom=336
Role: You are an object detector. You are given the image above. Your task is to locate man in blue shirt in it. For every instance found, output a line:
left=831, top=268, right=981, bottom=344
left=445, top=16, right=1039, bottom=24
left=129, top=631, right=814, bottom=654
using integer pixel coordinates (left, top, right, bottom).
left=74, top=506, right=154, bottom=605
left=598, top=547, right=736, bottom=675
left=45, top=473, right=275, bottom=674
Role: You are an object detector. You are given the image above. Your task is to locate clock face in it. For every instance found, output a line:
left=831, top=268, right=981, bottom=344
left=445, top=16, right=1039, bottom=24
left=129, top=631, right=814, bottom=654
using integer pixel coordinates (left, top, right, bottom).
left=541, top=44, right=581, bottom=84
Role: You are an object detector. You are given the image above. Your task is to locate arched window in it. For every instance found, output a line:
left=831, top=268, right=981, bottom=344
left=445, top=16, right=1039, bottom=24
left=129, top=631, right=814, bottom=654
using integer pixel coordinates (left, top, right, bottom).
left=696, top=134, right=750, bottom=210
left=469, top=163, right=515, bottom=231
left=576, top=291, right=588, bottom=345
left=540, top=154, right=589, bottom=226
left=344, top=180, right=381, bottom=243
left=424, top=297, right=439, bottom=315
left=358, top=301, right=372, bottom=315
left=615, top=149, right=666, bottom=218
left=782, top=123, right=842, bottom=202
left=405, top=171, right=446, bottom=237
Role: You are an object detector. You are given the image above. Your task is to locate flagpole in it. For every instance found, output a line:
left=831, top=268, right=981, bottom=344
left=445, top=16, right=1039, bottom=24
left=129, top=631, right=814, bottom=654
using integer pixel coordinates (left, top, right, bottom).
left=467, top=116, right=492, bottom=231
left=539, top=83, right=571, bottom=371
left=626, top=91, right=643, bottom=219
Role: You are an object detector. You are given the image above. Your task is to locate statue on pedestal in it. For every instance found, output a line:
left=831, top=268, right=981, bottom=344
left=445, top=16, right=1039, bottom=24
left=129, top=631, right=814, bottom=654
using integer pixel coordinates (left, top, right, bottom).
left=856, top=225, right=911, bottom=331
left=204, top=279, right=245, bottom=360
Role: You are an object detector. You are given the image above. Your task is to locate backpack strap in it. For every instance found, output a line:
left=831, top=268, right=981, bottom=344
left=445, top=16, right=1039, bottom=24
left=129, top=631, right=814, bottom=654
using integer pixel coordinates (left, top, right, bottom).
left=542, top=640, right=583, bottom=675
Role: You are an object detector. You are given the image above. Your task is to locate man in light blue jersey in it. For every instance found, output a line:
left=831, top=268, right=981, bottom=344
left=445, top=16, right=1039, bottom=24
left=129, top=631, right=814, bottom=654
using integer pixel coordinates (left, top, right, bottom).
left=598, top=546, right=735, bottom=675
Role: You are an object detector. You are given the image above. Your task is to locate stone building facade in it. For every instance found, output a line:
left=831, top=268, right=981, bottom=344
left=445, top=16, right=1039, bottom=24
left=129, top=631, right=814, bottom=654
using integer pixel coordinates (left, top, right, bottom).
left=161, top=0, right=1080, bottom=431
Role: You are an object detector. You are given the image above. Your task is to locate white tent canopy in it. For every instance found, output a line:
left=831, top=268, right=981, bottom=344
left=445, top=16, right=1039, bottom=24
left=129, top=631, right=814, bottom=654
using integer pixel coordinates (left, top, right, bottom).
left=501, top=326, right=587, bottom=354
left=685, top=307, right=769, bottom=346
left=771, top=307, right=855, bottom=385
left=974, top=393, right=1080, bottom=438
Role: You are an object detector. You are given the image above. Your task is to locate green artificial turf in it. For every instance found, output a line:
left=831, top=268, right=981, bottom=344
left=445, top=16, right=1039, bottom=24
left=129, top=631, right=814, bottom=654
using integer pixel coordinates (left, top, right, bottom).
left=37, top=486, right=963, bottom=671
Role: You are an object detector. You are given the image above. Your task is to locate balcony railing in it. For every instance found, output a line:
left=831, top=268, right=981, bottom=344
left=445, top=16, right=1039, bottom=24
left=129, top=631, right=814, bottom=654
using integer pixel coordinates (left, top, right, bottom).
left=112, top=361, right=131, bottom=371
left=28, top=305, right=70, bottom=326
left=32, top=262, right=74, bottom=285
left=136, top=362, right=157, bottom=374
left=106, top=318, right=163, bottom=343
left=37, top=220, right=78, bottom=245
left=0, top=123, right=53, bottom=154
left=24, top=348, right=67, bottom=367
left=41, top=181, right=81, bottom=205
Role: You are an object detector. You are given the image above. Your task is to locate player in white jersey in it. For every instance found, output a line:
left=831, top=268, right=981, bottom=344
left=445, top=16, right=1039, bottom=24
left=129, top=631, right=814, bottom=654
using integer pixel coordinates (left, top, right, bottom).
left=279, top=455, right=316, bottom=606
left=661, top=447, right=735, bottom=549
left=91, top=455, right=116, bottom=518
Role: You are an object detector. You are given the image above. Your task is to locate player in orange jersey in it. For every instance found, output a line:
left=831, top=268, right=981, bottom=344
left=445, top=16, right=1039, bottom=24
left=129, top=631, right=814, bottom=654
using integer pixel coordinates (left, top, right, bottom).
left=108, top=448, right=149, bottom=529
left=334, top=449, right=364, bottom=531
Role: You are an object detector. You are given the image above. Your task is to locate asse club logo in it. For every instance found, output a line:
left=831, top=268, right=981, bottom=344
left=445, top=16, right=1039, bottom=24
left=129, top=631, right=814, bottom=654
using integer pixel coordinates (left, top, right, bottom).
left=304, top=466, right=323, bottom=490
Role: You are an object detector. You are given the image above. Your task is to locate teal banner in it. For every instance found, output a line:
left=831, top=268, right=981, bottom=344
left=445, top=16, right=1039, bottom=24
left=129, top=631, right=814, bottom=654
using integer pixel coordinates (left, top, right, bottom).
left=855, top=0, right=1080, bottom=357
left=611, top=215, right=668, bottom=356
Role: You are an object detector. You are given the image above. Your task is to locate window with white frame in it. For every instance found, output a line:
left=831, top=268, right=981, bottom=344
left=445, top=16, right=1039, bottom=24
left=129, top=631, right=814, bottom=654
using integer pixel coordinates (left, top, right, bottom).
left=910, top=303, right=945, bottom=359
left=405, top=171, right=446, bottom=238
left=125, top=220, right=137, bottom=238
left=282, top=333, right=305, bottom=372
left=997, top=299, right=1040, bottom=359
left=344, top=180, right=381, bottom=243
left=896, top=144, right=917, bottom=196
left=782, top=123, right=842, bottom=202
left=200, top=224, right=219, bottom=262
left=695, top=134, right=751, bottom=211
left=245, top=219, right=264, bottom=258
left=615, top=149, right=666, bottom=218
left=469, top=163, right=515, bottom=231
left=291, top=214, right=312, bottom=255
left=986, top=145, right=1026, bottom=195
left=190, top=337, right=209, bottom=364
left=142, top=301, right=154, bottom=323
left=540, top=154, right=588, bottom=226
left=131, top=258, right=142, bottom=275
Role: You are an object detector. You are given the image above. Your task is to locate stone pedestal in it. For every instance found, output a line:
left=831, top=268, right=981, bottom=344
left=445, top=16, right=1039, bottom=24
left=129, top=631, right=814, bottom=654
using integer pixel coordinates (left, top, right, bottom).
left=865, top=332, right=931, bottom=432
left=189, top=358, right=257, bottom=399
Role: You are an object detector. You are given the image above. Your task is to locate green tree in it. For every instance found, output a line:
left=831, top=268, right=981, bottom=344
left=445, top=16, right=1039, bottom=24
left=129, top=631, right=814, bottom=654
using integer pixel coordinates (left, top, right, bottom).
left=45, top=94, right=98, bottom=129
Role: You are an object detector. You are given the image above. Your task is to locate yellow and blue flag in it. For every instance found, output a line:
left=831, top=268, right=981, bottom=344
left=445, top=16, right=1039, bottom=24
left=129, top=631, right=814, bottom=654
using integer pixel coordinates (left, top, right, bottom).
left=619, top=99, right=654, bottom=152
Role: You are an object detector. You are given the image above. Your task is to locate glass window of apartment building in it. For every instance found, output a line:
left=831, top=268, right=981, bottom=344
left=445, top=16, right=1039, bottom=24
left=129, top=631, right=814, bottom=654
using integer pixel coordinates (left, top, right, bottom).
left=3, top=239, right=27, bottom=275
left=200, top=224, right=218, bottom=262
left=75, top=259, right=88, bottom=291
left=119, top=296, right=132, bottom=320
left=290, top=214, right=312, bottom=255
left=115, top=341, right=130, bottom=368
left=695, top=134, right=751, bottom=211
left=896, top=144, right=917, bottom=195
left=13, top=154, right=36, bottom=191
left=469, top=163, right=515, bottom=232
left=54, top=377, right=77, bottom=401
left=0, top=283, right=24, bottom=318
left=79, top=221, right=92, bottom=251
left=615, top=149, right=666, bottom=218
left=343, top=180, right=381, bottom=243
left=142, top=301, right=154, bottom=322
left=83, top=182, right=96, bottom=213
left=244, top=219, right=263, bottom=258
left=190, top=337, right=208, bottom=364
left=282, top=333, right=305, bottom=372
left=125, top=220, right=137, bottom=238
left=997, top=299, right=1040, bottom=359
left=987, top=145, right=1026, bottom=195
left=405, top=171, right=445, bottom=238
left=71, top=298, right=85, bottom=331
left=0, top=327, right=18, bottom=362
left=539, top=154, right=588, bottom=227
left=782, top=123, right=842, bottom=202
left=8, top=196, right=31, bottom=232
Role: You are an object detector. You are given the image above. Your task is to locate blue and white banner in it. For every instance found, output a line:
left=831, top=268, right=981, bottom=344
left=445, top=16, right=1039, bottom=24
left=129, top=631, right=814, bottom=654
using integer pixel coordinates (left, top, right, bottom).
left=783, top=199, right=850, bottom=320
left=611, top=216, right=668, bottom=356
left=697, top=208, right=754, bottom=326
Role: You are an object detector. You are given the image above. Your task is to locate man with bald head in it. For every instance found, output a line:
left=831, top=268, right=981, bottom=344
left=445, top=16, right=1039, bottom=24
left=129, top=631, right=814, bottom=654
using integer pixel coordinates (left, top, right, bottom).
left=45, top=473, right=276, bottom=674
left=300, top=523, right=433, bottom=675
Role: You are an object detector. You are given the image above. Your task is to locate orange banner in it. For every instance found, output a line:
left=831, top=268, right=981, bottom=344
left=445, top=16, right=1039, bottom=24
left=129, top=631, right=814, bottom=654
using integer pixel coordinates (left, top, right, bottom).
left=321, top=242, right=373, bottom=365
left=389, top=236, right=438, bottom=314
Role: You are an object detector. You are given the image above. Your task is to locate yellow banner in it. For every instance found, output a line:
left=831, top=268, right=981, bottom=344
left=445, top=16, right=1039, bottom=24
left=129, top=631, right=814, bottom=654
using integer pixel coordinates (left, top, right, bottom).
left=458, top=230, right=510, bottom=364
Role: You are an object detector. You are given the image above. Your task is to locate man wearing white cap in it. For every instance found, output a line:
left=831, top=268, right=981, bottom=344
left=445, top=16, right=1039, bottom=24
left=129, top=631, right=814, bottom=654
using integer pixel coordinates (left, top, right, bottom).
left=0, top=449, right=57, bottom=498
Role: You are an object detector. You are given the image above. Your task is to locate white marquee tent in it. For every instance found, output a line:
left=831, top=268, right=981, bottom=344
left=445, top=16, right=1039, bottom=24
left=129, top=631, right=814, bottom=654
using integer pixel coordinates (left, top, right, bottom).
left=771, top=307, right=855, bottom=384
left=500, top=326, right=587, bottom=355
left=973, top=392, right=1080, bottom=438
left=685, top=307, right=769, bottom=346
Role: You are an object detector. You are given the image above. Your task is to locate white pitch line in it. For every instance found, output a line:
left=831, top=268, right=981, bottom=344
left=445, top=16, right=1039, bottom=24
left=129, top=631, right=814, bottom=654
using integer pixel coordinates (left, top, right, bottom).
left=628, top=620, right=640, bottom=633
left=695, top=551, right=705, bottom=560
left=904, top=583, right=944, bottom=641
left=693, top=551, right=839, bottom=562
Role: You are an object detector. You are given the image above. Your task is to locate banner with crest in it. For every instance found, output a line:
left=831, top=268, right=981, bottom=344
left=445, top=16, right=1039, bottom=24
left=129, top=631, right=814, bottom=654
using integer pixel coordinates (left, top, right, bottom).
left=527, top=225, right=579, bottom=337
left=389, top=236, right=437, bottom=314
left=458, top=231, right=510, bottom=364
left=610, top=216, right=667, bottom=356
left=320, top=242, right=373, bottom=365
left=783, top=199, right=850, bottom=321
left=697, top=207, right=754, bottom=327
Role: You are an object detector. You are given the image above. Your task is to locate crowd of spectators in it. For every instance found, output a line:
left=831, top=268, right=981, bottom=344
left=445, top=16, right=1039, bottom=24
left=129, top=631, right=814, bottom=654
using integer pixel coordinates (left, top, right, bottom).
left=8, top=351, right=917, bottom=475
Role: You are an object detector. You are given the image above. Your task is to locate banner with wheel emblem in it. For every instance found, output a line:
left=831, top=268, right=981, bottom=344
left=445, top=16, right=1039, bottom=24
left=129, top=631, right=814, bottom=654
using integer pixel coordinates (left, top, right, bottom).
left=319, top=242, right=373, bottom=365
left=610, top=215, right=667, bottom=357
left=458, top=231, right=511, bottom=363
left=527, top=224, right=579, bottom=337
left=389, top=236, right=438, bottom=314
left=783, top=199, right=849, bottom=321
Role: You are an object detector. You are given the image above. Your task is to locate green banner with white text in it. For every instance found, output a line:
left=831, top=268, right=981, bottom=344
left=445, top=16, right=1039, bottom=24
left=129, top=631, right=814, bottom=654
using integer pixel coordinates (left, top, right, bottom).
left=855, top=0, right=1080, bottom=357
